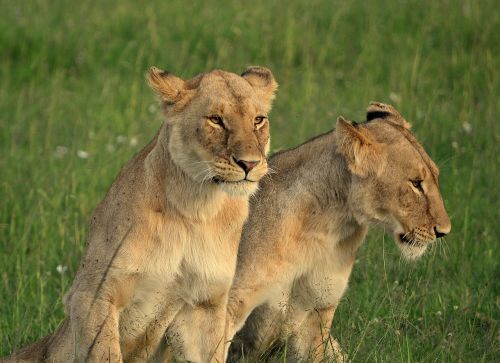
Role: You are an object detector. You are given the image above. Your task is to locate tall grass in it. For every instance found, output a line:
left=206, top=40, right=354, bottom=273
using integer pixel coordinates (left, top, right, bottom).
left=1, top=0, right=498, bottom=361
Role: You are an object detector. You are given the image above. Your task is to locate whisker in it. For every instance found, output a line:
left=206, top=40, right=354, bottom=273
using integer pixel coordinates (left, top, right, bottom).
left=193, top=167, right=212, bottom=181
left=199, top=168, right=215, bottom=187
left=265, top=166, right=277, bottom=175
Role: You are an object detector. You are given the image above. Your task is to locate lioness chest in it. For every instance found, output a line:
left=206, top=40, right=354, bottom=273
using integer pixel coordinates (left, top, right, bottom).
left=119, top=199, right=248, bottom=333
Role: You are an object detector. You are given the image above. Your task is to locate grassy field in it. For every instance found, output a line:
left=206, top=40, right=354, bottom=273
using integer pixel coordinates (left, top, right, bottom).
left=1, top=0, right=498, bottom=361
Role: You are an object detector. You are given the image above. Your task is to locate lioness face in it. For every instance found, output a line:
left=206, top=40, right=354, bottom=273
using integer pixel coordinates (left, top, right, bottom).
left=148, top=67, right=277, bottom=196
left=337, top=103, right=451, bottom=259
left=375, top=131, right=451, bottom=259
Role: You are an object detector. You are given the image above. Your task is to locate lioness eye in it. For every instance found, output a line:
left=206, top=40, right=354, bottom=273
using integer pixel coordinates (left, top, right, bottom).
left=254, top=116, right=267, bottom=128
left=411, top=179, right=424, bottom=192
left=207, top=115, right=224, bottom=127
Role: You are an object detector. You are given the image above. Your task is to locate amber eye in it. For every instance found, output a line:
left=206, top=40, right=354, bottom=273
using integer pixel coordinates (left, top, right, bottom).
left=207, top=115, right=224, bottom=127
left=254, top=116, right=267, bottom=129
left=411, top=179, right=424, bottom=192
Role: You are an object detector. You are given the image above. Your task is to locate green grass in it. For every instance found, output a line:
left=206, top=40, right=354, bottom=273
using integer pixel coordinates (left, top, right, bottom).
left=1, top=0, right=498, bottom=361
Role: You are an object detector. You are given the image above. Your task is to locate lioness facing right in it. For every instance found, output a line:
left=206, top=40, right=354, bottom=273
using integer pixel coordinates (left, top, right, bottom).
left=225, top=102, right=451, bottom=362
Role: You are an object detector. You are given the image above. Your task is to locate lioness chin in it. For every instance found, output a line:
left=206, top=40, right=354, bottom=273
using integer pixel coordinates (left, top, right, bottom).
left=5, top=66, right=277, bottom=363
left=225, top=102, right=451, bottom=363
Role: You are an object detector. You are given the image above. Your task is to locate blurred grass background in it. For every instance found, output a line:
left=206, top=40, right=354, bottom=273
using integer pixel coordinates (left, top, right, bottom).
left=0, top=0, right=498, bottom=361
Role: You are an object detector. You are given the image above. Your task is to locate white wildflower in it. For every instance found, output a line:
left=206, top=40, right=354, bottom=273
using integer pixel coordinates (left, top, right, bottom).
left=54, top=145, right=68, bottom=158
left=462, top=122, right=472, bottom=133
left=77, top=150, right=89, bottom=159
left=453, top=305, right=458, bottom=310
left=389, top=92, right=401, bottom=104
left=129, top=136, right=138, bottom=147
left=148, top=103, right=157, bottom=114
left=116, top=135, right=127, bottom=144
left=56, top=265, right=68, bottom=275
left=451, top=141, right=459, bottom=150
left=106, top=144, right=116, bottom=153
left=436, top=310, right=442, bottom=316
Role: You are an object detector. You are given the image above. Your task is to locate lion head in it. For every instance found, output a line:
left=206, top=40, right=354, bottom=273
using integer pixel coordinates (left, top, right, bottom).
left=147, top=66, right=277, bottom=196
left=336, top=102, right=451, bottom=259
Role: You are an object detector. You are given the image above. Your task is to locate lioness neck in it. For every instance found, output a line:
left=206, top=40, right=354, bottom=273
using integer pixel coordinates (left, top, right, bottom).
left=145, top=123, right=241, bottom=221
left=267, top=129, right=364, bottom=245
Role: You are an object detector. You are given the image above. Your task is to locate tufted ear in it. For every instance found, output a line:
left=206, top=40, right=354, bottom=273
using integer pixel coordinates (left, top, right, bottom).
left=241, top=66, right=278, bottom=111
left=336, top=116, right=386, bottom=177
left=147, top=66, right=186, bottom=105
left=366, top=102, right=411, bottom=129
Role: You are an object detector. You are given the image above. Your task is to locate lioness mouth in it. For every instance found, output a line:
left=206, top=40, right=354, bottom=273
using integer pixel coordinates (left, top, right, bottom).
left=212, top=177, right=255, bottom=184
left=399, top=234, right=412, bottom=244
left=398, top=234, right=424, bottom=247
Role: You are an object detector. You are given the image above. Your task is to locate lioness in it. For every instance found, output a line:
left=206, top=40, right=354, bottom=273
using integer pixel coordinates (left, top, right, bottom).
left=225, top=102, right=451, bottom=362
left=6, top=66, right=277, bottom=362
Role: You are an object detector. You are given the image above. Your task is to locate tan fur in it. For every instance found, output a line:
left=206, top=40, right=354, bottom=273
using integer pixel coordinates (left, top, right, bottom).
left=224, top=103, right=451, bottom=362
left=5, top=66, right=277, bottom=363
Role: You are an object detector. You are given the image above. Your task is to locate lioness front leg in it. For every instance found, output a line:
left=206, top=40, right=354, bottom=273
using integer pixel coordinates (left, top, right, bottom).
left=167, top=294, right=229, bottom=363
left=288, top=306, right=345, bottom=363
left=227, top=303, right=282, bottom=362
left=120, top=297, right=184, bottom=362
left=69, top=292, right=122, bottom=362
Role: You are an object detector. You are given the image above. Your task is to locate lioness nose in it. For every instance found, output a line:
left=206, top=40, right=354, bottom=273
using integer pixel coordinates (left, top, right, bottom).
left=434, top=227, right=449, bottom=238
left=233, top=157, right=260, bottom=173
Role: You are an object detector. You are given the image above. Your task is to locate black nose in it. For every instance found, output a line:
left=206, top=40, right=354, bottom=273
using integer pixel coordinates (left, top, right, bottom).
left=434, top=227, right=448, bottom=238
left=233, top=157, right=260, bottom=174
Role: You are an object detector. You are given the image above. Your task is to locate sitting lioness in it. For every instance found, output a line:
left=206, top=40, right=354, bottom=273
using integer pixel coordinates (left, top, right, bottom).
left=224, top=102, right=451, bottom=362
left=6, top=66, right=277, bottom=362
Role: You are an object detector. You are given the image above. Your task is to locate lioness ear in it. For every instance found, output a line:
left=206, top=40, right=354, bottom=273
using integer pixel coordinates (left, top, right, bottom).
left=366, top=101, right=411, bottom=129
left=336, top=116, right=386, bottom=177
left=147, top=66, right=186, bottom=105
left=241, top=66, right=278, bottom=110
